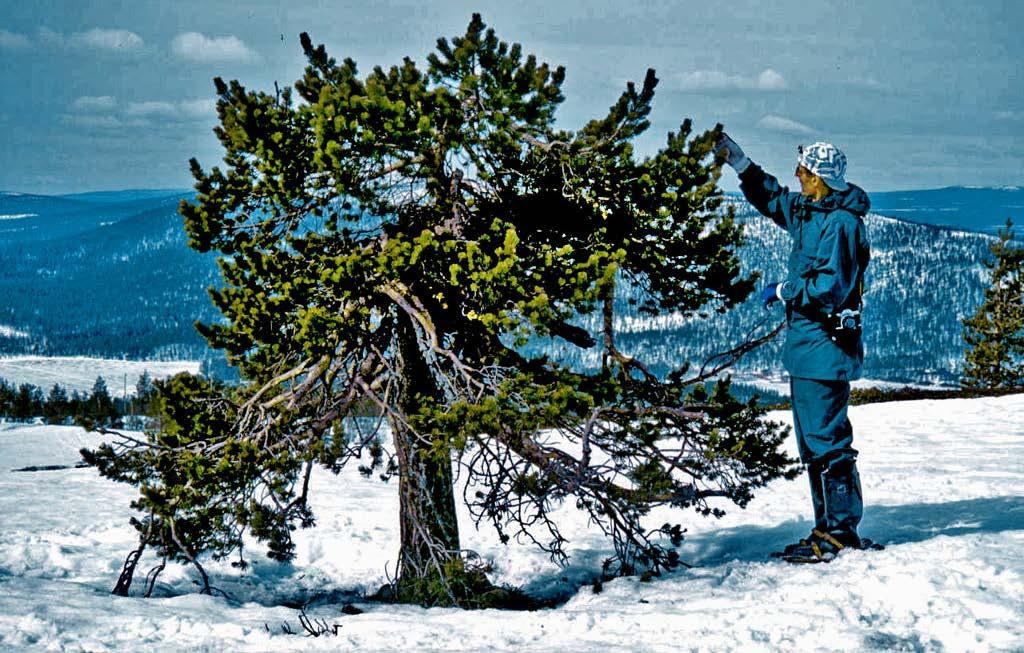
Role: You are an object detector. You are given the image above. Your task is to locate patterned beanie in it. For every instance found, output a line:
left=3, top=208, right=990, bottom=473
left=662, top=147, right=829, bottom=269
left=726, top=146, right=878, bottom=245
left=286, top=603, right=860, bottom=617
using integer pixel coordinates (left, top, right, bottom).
left=797, top=142, right=848, bottom=191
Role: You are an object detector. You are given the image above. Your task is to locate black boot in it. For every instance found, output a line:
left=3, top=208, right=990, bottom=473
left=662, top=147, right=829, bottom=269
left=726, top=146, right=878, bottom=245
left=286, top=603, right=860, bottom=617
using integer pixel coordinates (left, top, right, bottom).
left=822, top=457, right=863, bottom=543
left=773, top=458, right=867, bottom=562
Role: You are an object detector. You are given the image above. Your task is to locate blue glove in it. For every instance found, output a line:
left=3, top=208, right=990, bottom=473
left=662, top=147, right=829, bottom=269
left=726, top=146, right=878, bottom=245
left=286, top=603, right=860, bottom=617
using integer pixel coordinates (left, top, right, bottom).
left=761, top=282, right=783, bottom=308
left=714, top=134, right=749, bottom=170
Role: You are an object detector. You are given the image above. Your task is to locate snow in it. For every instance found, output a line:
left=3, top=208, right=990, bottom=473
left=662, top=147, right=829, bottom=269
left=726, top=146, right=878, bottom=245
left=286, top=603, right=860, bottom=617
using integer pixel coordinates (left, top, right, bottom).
left=733, top=372, right=942, bottom=396
left=0, top=356, right=200, bottom=397
left=961, top=185, right=1022, bottom=192
left=0, top=325, right=30, bottom=339
left=1, top=394, right=1022, bottom=652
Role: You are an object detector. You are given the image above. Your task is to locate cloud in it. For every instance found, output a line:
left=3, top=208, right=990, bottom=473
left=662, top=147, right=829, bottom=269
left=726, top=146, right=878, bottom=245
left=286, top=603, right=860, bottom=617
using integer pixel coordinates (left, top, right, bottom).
left=995, top=110, right=1023, bottom=121
left=128, top=99, right=217, bottom=120
left=70, top=28, right=144, bottom=52
left=171, top=32, right=259, bottom=63
left=756, top=69, right=787, bottom=91
left=675, top=68, right=787, bottom=92
left=0, top=29, right=31, bottom=50
left=61, top=114, right=135, bottom=130
left=36, top=27, right=64, bottom=48
left=64, top=96, right=216, bottom=130
left=844, top=76, right=886, bottom=90
left=126, top=101, right=179, bottom=118
left=71, top=96, right=117, bottom=112
left=34, top=27, right=144, bottom=54
left=179, top=99, right=217, bottom=118
left=756, top=115, right=816, bottom=135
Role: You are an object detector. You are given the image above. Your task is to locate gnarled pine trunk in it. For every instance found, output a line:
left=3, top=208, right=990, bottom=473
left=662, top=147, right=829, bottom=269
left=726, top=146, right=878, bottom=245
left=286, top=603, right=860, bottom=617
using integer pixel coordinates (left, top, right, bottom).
left=390, top=314, right=462, bottom=603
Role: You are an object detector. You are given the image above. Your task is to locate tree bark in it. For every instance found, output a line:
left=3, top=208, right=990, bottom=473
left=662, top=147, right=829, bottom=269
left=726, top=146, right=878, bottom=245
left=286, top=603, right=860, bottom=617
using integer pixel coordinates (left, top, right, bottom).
left=391, top=314, right=461, bottom=587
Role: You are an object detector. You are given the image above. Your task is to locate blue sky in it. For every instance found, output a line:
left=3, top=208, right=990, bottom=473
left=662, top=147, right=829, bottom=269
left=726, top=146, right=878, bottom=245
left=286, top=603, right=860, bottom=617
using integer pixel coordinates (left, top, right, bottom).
left=1, top=0, right=1021, bottom=194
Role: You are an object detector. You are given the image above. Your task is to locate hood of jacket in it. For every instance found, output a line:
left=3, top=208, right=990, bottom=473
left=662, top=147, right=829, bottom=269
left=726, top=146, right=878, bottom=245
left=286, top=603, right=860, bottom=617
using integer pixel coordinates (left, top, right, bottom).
left=799, top=182, right=870, bottom=218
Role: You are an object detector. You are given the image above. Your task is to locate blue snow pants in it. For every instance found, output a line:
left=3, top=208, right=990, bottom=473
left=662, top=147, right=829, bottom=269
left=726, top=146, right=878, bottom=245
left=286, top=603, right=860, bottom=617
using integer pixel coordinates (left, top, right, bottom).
left=790, top=377, right=863, bottom=534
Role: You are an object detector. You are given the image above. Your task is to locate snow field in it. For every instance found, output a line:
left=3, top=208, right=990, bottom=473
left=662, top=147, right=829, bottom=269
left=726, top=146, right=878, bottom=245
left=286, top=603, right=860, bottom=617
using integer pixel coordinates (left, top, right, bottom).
left=0, top=395, right=1022, bottom=652
left=0, top=356, right=200, bottom=398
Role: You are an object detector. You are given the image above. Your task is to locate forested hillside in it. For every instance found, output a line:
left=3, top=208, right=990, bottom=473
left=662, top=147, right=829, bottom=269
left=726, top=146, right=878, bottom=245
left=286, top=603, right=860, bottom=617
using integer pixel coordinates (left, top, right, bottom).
left=0, top=189, right=1012, bottom=386
left=0, top=191, right=220, bottom=360
left=543, top=199, right=999, bottom=386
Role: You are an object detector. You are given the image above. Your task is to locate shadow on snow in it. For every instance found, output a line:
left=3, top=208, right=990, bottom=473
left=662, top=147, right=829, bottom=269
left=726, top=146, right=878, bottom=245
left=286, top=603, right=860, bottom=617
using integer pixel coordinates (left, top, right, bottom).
left=12, top=496, right=1018, bottom=609
left=680, top=495, right=1024, bottom=567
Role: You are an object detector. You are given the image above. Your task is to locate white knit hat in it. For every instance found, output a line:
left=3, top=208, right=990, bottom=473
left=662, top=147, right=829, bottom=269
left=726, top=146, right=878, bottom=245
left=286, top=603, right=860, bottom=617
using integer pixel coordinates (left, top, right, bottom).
left=797, top=142, right=848, bottom=191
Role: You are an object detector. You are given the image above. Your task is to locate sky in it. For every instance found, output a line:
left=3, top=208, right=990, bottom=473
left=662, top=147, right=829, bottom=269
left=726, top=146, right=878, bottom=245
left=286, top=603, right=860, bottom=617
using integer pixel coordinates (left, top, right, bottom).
left=1, top=0, right=1022, bottom=194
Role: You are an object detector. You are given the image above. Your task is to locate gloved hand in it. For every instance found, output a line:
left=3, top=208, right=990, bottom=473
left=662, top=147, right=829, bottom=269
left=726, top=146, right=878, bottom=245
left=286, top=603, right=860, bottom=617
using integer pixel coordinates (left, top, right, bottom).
left=761, top=282, right=784, bottom=308
left=714, top=134, right=748, bottom=169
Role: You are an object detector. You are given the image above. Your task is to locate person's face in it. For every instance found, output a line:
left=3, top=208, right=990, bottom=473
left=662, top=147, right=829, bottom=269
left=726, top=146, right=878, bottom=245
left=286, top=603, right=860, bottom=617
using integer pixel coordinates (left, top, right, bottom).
left=795, top=165, right=824, bottom=197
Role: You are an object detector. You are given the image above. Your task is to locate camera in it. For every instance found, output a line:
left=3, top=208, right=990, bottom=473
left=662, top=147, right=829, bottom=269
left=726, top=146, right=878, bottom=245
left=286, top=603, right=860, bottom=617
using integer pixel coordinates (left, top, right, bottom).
left=827, top=308, right=861, bottom=347
left=835, top=308, right=861, bottom=332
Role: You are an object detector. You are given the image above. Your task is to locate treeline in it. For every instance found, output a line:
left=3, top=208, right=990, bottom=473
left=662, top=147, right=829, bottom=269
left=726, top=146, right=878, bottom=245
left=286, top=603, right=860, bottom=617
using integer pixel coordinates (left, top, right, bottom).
left=0, top=372, right=158, bottom=427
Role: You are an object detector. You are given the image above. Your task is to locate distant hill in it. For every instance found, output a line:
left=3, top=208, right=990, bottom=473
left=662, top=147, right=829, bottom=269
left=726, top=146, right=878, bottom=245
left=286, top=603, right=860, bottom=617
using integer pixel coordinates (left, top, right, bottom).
left=727, top=186, right=1022, bottom=234
left=0, top=189, right=221, bottom=366
left=867, top=186, right=1021, bottom=234
left=0, top=191, right=197, bottom=245
left=57, top=189, right=191, bottom=204
left=0, top=187, right=1013, bottom=388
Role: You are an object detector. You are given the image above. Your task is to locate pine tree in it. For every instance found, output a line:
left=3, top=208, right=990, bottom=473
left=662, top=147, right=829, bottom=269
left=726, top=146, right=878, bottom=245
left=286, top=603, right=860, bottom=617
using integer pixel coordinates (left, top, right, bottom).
left=13, top=383, right=43, bottom=421
left=83, top=15, right=793, bottom=606
left=134, top=371, right=155, bottom=415
left=89, top=376, right=117, bottom=426
left=963, top=219, right=1024, bottom=388
left=44, top=383, right=69, bottom=424
left=0, top=378, right=15, bottom=417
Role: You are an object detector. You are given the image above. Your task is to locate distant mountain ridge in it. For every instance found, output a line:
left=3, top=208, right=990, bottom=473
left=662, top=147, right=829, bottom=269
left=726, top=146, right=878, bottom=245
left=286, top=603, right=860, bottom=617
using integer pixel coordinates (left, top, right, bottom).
left=0, top=190, right=197, bottom=245
left=0, top=189, right=219, bottom=364
left=57, top=189, right=193, bottom=204
left=0, top=187, right=1013, bottom=387
left=868, top=185, right=1022, bottom=234
left=722, top=185, right=1021, bottom=235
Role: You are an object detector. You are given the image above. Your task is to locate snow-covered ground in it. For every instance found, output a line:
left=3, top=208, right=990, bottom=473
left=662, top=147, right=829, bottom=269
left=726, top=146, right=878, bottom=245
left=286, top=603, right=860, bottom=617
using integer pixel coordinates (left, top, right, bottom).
left=1, top=394, right=1022, bottom=652
left=733, top=372, right=946, bottom=396
left=0, top=356, right=200, bottom=397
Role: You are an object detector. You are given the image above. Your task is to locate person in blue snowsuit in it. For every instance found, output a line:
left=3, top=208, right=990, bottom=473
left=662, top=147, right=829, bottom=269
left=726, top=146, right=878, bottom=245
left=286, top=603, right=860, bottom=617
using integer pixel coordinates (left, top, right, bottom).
left=717, top=135, right=871, bottom=562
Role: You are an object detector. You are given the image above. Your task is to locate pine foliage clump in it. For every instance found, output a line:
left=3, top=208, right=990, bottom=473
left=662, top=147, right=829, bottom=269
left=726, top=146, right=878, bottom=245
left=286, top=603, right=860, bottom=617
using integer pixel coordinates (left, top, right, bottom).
left=963, top=219, right=1024, bottom=389
left=84, top=15, right=794, bottom=607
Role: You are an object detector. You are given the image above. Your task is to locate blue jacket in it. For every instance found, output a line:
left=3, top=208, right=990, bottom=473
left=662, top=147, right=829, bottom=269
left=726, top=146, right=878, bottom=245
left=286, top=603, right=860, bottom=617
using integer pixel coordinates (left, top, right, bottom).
left=739, top=164, right=871, bottom=381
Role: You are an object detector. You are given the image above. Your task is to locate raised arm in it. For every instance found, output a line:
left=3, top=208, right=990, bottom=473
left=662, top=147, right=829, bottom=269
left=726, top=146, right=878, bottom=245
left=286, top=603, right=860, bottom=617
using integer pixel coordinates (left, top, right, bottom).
left=738, top=163, right=799, bottom=233
left=716, top=134, right=797, bottom=232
